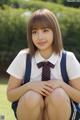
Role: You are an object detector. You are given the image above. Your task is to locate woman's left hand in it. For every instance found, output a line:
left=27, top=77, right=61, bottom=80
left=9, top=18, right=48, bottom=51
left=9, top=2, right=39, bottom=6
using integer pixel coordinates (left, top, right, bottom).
left=46, top=80, right=63, bottom=90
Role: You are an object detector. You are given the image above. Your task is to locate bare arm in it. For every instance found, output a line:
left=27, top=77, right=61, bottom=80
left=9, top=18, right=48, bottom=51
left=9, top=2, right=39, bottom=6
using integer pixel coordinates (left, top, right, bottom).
left=61, top=77, right=80, bottom=103
left=7, top=76, right=31, bottom=102
left=47, top=77, right=80, bottom=103
left=7, top=76, right=53, bottom=102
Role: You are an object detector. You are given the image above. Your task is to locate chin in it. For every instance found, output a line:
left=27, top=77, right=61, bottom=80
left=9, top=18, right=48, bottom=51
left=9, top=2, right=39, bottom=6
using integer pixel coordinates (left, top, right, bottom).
left=39, top=47, right=49, bottom=51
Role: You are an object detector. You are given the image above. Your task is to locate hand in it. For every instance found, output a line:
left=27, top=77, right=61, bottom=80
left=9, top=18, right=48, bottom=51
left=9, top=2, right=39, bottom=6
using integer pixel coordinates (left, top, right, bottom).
left=46, top=80, right=62, bottom=90
left=28, top=81, right=53, bottom=96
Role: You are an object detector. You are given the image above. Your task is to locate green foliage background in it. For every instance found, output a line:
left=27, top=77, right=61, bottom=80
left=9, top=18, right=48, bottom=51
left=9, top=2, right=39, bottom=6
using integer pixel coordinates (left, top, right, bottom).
left=0, top=1, right=80, bottom=76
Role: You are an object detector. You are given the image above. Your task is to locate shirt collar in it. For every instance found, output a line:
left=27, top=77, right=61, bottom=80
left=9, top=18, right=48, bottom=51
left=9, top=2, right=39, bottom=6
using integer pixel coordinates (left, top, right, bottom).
left=35, top=51, right=60, bottom=65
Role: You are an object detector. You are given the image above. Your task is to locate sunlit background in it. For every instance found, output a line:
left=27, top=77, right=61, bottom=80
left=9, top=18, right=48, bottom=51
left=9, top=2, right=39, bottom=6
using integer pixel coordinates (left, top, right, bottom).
left=0, top=0, right=80, bottom=119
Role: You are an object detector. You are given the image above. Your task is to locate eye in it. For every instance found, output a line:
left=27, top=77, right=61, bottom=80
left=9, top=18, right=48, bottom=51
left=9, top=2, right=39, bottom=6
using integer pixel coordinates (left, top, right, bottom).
left=43, top=28, right=49, bottom=32
left=32, top=30, right=37, bottom=34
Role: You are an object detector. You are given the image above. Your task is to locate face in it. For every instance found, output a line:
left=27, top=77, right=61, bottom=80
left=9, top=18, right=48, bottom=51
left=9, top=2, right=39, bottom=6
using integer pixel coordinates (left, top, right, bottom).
left=32, top=27, right=53, bottom=52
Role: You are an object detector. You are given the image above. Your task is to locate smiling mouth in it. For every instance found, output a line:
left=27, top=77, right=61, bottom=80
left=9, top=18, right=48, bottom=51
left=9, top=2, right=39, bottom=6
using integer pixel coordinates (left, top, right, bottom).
left=38, top=41, right=47, bottom=45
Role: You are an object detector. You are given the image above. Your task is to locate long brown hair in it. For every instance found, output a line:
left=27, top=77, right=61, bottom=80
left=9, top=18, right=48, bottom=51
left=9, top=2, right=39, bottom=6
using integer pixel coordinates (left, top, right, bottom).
left=27, top=9, right=63, bottom=56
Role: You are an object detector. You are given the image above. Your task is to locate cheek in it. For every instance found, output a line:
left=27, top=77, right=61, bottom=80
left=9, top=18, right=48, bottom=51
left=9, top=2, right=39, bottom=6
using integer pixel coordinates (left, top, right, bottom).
left=32, top=35, right=34, bottom=41
left=32, top=37, right=37, bottom=46
left=32, top=35, right=35, bottom=43
left=32, top=34, right=37, bottom=42
left=50, top=32, right=54, bottom=39
left=32, top=39, right=36, bottom=46
left=48, top=32, right=54, bottom=42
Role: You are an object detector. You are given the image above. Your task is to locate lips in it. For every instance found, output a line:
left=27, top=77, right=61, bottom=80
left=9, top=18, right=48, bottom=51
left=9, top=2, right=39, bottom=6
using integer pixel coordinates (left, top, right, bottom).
left=37, top=41, right=47, bottom=46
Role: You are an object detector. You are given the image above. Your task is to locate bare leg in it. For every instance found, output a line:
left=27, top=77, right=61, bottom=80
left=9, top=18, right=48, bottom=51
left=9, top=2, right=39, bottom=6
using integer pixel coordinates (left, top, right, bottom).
left=16, top=91, right=44, bottom=120
left=43, top=107, right=49, bottom=120
left=44, top=98, right=56, bottom=120
left=45, top=88, right=71, bottom=120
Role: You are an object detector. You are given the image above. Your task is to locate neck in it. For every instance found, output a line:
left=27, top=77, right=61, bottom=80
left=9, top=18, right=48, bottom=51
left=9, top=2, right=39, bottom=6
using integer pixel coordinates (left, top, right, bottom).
left=39, top=48, right=53, bottom=59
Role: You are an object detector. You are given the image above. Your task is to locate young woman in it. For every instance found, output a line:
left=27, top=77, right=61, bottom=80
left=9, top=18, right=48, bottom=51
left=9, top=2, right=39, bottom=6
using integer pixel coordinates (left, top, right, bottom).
left=7, top=9, right=80, bottom=120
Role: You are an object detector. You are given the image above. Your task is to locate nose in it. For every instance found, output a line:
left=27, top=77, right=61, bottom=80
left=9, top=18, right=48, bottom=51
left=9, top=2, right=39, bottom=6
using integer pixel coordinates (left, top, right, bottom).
left=37, top=31, right=43, bottom=40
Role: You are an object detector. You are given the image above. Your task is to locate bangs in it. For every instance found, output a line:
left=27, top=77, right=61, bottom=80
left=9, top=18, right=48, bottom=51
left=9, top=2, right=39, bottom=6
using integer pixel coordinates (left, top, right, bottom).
left=30, top=14, right=52, bottom=30
left=27, top=9, right=63, bottom=56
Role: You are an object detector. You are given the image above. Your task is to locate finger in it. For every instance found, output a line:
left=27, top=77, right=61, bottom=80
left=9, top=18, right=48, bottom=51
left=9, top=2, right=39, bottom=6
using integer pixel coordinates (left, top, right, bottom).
left=41, top=92, right=47, bottom=96
left=44, top=86, right=53, bottom=92
left=45, top=82, right=53, bottom=89
left=42, top=88, right=51, bottom=96
left=38, top=90, right=47, bottom=96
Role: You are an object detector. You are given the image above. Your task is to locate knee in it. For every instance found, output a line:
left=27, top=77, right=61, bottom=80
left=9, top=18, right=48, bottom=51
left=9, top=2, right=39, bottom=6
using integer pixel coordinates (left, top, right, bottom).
left=17, top=91, right=44, bottom=110
left=45, top=88, right=70, bottom=106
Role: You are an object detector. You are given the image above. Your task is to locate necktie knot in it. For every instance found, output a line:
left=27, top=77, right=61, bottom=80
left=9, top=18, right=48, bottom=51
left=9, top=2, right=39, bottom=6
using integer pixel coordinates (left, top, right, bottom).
left=37, top=61, right=54, bottom=68
left=37, top=61, right=55, bottom=81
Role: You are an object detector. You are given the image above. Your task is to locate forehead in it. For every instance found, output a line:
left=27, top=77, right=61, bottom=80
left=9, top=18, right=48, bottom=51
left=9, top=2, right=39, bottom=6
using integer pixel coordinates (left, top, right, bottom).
left=30, top=14, right=52, bottom=30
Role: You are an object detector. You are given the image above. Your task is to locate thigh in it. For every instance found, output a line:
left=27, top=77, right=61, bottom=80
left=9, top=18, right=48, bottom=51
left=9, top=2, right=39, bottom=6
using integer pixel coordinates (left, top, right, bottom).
left=46, top=88, right=71, bottom=104
left=42, top=108, right=49, bottom=120
left=12, top=91, right=44, bottom=118
left=17, top=90, right=44, bottom=109
left=16, top=91, right=44, bottom=118
left=45, top=88, right=71, bottom=120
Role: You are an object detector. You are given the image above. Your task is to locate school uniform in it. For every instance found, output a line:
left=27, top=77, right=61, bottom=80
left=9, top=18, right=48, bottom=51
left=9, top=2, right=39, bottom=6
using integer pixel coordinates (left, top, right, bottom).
left=7, top=49, right=80, bottom=120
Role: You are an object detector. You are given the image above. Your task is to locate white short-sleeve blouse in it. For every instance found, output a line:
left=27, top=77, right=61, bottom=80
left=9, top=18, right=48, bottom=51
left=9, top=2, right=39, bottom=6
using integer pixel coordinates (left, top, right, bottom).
left=6, top=49, right=80, bottom=82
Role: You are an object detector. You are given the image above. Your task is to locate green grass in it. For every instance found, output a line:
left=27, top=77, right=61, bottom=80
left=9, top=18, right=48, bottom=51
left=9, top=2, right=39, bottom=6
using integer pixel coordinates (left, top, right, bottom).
left=0, top=79, right=15, bottom=120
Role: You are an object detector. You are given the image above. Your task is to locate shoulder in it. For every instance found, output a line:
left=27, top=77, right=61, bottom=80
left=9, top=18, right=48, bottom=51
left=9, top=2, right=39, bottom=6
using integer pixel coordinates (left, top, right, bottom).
left=6, top=49, right=30, bottom=79
left=18, top=48, right=29, bottom=56
left=65, top=50, right=80, bottom=65
left=66, top=51, right=75, bottom=58
left=65, top=51, right=78, bottom=62
left=60, top=50, right=75, bottom=60
left=62, top=50, right=75, bottom=59
left=9, top=48, right=30, bottom=64
left=65, top=51, right=80, bottom=79
left=62, top=50, right=79, bottom=64
left=16, top=48, right=30, bottom=58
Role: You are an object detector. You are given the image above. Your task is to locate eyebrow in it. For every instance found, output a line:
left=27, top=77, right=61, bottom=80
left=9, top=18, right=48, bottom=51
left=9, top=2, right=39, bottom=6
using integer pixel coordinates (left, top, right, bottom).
left=32, top=27, right=49, bottom=30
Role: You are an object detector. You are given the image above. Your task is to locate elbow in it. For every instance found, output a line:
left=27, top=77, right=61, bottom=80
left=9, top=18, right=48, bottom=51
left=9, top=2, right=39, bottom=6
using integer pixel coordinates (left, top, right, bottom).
left=7, top=92, right=12, bottom=102
left=7, top=90, right=14, bottom=102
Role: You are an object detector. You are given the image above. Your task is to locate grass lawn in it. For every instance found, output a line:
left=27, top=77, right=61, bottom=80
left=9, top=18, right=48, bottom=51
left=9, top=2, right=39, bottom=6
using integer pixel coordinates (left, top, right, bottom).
left=0, top=79, right=15, bottom=120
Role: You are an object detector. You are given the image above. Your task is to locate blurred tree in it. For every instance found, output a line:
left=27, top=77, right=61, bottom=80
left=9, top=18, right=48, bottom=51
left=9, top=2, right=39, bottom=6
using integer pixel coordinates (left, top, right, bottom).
left=64, top=0, right=80, bottom=8
left=0, top=0, right=22, bottom=7
left=33, top=0, right=80, bottom=7
left=0, top=0, right=9, bottom=6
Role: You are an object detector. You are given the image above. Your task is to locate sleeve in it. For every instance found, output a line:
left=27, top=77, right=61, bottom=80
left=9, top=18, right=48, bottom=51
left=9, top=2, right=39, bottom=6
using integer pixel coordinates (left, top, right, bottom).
left=6, top=50, right=26, bottom=80
left=67, top=52, right=80, bottom=80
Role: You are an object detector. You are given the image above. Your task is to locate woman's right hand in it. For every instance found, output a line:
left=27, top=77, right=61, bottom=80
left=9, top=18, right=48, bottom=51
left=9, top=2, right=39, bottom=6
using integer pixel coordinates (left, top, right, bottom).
left=27, top=81, right=53, bottom=96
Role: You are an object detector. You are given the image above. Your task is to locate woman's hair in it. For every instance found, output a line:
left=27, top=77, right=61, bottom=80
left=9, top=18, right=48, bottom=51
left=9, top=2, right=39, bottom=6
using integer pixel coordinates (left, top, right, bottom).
left=27, top=9, right=63, bottom=56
